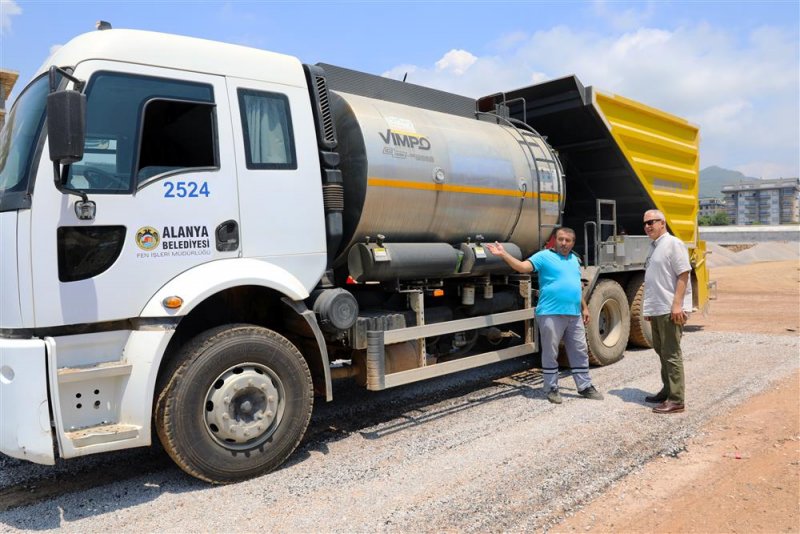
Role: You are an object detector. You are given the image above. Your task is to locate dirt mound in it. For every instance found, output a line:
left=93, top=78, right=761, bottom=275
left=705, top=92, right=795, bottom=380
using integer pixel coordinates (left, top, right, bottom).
left=706, top=241, right=798, bottom=268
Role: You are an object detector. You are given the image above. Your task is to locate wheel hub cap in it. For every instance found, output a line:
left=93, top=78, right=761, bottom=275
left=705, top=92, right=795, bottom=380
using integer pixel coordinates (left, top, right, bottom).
left=204, top=364, right=283, bottom=448
left=599, top=298, right=623, bottom=347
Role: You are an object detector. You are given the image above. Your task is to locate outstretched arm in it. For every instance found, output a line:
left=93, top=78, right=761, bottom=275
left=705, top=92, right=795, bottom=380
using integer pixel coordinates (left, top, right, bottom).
left=485, top=242, right=533, bottom=274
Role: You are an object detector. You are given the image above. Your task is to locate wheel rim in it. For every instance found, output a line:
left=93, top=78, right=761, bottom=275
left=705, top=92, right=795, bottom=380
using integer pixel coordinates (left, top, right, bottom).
left=204, top=363, right=285, bottom=450
left=598, top=297, right=623, bottom=347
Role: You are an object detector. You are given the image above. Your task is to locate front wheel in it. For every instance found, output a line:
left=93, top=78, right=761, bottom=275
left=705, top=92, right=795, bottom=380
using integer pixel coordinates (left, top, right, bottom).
left=586, top=279, right=631, bottom=366
left=155, top=325, right=313, bottom=483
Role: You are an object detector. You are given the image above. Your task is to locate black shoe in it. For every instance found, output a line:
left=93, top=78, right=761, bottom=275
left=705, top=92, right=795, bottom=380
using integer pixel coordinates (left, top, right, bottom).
left=645, top=392, right=668, bottom=403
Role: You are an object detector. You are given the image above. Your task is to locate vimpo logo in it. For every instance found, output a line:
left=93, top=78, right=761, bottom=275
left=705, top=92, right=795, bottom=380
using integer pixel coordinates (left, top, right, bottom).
left=379, top=129, right=431, bottom=150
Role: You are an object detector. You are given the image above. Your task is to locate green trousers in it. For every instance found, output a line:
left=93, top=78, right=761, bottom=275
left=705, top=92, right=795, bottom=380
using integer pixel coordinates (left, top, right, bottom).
left=650, top=314, right=685, bottom=403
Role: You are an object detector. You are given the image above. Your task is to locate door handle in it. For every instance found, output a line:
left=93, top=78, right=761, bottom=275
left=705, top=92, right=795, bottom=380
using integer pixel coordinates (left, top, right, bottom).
left=215, top=220, right=239, bottom=252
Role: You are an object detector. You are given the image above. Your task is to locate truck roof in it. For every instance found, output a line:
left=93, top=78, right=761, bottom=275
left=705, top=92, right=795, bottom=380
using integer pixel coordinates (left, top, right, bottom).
left=36, top=29, right=306, bottom=88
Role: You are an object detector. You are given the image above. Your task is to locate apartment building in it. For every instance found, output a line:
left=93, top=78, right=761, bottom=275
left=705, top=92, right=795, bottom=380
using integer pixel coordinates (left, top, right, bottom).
left=699, top=197, right=726, bottom=218
left=722, top=178, right=800, bottom=225
left=1, top=69, right=20, bottom=130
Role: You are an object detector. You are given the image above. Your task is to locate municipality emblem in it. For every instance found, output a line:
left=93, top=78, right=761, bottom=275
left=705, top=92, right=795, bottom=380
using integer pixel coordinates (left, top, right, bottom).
left=135, top=226, right=160, bottom=251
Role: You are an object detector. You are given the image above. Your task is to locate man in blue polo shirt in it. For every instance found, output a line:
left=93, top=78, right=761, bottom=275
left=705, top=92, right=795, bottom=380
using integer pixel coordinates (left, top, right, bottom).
left=486, top=228, right=603, bottom=404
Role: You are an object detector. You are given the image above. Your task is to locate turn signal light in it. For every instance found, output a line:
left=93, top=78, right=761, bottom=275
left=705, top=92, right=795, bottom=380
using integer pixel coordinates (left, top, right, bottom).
left=162, top=296, right=183, bottom=309
left=432, top=289, right=444, bottom=297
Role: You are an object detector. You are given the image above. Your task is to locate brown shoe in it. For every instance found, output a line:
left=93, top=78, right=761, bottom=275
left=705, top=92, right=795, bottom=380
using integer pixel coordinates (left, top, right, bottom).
left=653, top=400, right=685, bottom=414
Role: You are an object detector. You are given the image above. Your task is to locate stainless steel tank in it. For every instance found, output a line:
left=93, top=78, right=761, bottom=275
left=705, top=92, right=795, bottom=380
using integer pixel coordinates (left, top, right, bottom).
left=330, top=91, right=564, bottom=264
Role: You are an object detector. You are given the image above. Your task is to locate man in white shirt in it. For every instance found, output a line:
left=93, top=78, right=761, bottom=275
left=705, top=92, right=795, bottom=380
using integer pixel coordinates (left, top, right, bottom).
left=642, top=209, right=692, bottom=414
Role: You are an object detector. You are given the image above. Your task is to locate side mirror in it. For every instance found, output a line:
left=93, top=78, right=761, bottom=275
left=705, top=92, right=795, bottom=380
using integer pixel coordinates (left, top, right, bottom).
left=47, top=90, right=86, bottom=166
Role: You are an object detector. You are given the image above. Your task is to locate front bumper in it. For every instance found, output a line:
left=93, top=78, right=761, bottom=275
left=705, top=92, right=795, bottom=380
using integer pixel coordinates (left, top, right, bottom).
left=0, top=337, right=55, bottom=464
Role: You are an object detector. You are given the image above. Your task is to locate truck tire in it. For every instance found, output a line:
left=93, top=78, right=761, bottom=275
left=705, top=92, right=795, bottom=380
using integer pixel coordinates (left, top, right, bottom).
left=626, top=273, right=653, bottom=348
left=586, top=279, right=631, bottom=366
left=155, top=324, right=313, bottom=484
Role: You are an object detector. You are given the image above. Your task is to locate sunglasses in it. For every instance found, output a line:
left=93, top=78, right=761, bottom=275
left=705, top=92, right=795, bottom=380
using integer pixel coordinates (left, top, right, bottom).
left=643, top=219, right=663, bottom=226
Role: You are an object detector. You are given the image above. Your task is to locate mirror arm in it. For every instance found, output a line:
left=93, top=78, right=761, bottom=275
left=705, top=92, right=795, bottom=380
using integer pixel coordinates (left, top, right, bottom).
left=49, top=66, right=85, bottom=93
left=51, top=162, right=88, bottom=203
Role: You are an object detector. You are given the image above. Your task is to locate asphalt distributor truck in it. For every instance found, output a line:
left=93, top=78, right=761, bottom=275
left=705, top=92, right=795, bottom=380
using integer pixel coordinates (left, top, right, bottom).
left=0, top=29, right=709, bottom=483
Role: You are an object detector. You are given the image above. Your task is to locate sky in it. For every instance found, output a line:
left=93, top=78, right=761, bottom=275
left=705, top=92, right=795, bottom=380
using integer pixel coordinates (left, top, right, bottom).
left=1, top=0, right=798, bottom=179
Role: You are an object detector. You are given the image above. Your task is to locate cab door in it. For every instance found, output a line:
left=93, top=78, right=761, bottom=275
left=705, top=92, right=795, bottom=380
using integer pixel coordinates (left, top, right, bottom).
left=225, top=77, right=326, bottom=290
left=29, top=62, right=240, bottom=327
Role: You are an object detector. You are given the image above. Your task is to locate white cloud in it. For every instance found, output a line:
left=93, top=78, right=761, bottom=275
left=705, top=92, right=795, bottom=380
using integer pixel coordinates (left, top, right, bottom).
left=490, top=31, right=528, bottom=52
left=591, top=0, right=656, bottom=31
left=382, top=64, right=418, bottom=82
left=0, top=0, right=22, bottom=35
left=530, top=71, right=548, bottom=84
left=435, top=49, right=477, bottom=75
left=381, top=22, right=800, bottom=179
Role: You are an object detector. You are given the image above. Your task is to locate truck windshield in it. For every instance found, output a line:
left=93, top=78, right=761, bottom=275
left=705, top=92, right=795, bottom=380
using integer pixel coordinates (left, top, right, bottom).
left=0, top=75, right=49, bottom=212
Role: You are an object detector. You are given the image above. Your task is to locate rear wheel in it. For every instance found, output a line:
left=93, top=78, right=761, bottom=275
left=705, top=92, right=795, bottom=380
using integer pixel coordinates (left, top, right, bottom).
left=586, top=279, right=631, bottom=366
left=626, top=273, right=653, bottom=348
left=155, top=324, right=313, bottom=483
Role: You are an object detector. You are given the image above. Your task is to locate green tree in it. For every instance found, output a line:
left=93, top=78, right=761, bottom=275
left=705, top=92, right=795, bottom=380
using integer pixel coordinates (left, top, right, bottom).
left=698, top=215, right=713, bottom=226
left=710, top=211, right=730, bottom=226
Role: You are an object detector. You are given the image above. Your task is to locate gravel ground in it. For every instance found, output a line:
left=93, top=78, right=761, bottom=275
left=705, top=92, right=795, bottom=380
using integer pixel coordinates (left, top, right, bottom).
left=0, top=330, right=797, bottom=533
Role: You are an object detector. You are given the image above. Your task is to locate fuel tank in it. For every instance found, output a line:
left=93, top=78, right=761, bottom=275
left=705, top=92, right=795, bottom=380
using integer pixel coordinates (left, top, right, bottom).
left=329, top=91, right=564, bottom=264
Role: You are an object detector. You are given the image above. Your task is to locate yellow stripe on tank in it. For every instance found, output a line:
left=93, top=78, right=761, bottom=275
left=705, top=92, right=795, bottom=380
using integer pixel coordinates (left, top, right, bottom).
left=367, top=177, right=560, bottom=203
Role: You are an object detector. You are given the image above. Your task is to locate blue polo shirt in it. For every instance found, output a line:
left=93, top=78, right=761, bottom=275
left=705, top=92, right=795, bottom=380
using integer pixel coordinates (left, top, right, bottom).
left=529, top=249, right=582, bottom=316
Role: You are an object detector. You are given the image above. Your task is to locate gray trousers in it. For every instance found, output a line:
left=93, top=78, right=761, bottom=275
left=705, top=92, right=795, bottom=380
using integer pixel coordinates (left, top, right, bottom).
left=537, top=314, right=592, bottom=392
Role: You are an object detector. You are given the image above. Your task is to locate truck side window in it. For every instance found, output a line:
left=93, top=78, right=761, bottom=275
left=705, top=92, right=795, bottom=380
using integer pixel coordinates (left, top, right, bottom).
left=137, top=99, right=216, bottom=181
left=67, top=72, right=216, bottom=192
left=237, top=89, right=296, bottom=170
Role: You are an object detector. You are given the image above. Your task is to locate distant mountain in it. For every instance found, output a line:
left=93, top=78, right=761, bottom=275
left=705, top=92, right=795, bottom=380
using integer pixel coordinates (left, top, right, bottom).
left=699, top=166, right=757, bottom=198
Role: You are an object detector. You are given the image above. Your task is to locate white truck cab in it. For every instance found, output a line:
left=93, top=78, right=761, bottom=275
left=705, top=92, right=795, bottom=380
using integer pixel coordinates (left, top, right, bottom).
left=1, top=30, right=328, bottom=476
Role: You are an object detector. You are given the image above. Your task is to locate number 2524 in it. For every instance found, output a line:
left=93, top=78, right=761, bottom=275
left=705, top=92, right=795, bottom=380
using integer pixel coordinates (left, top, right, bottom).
left=163, top=181, right=210, bottom=198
